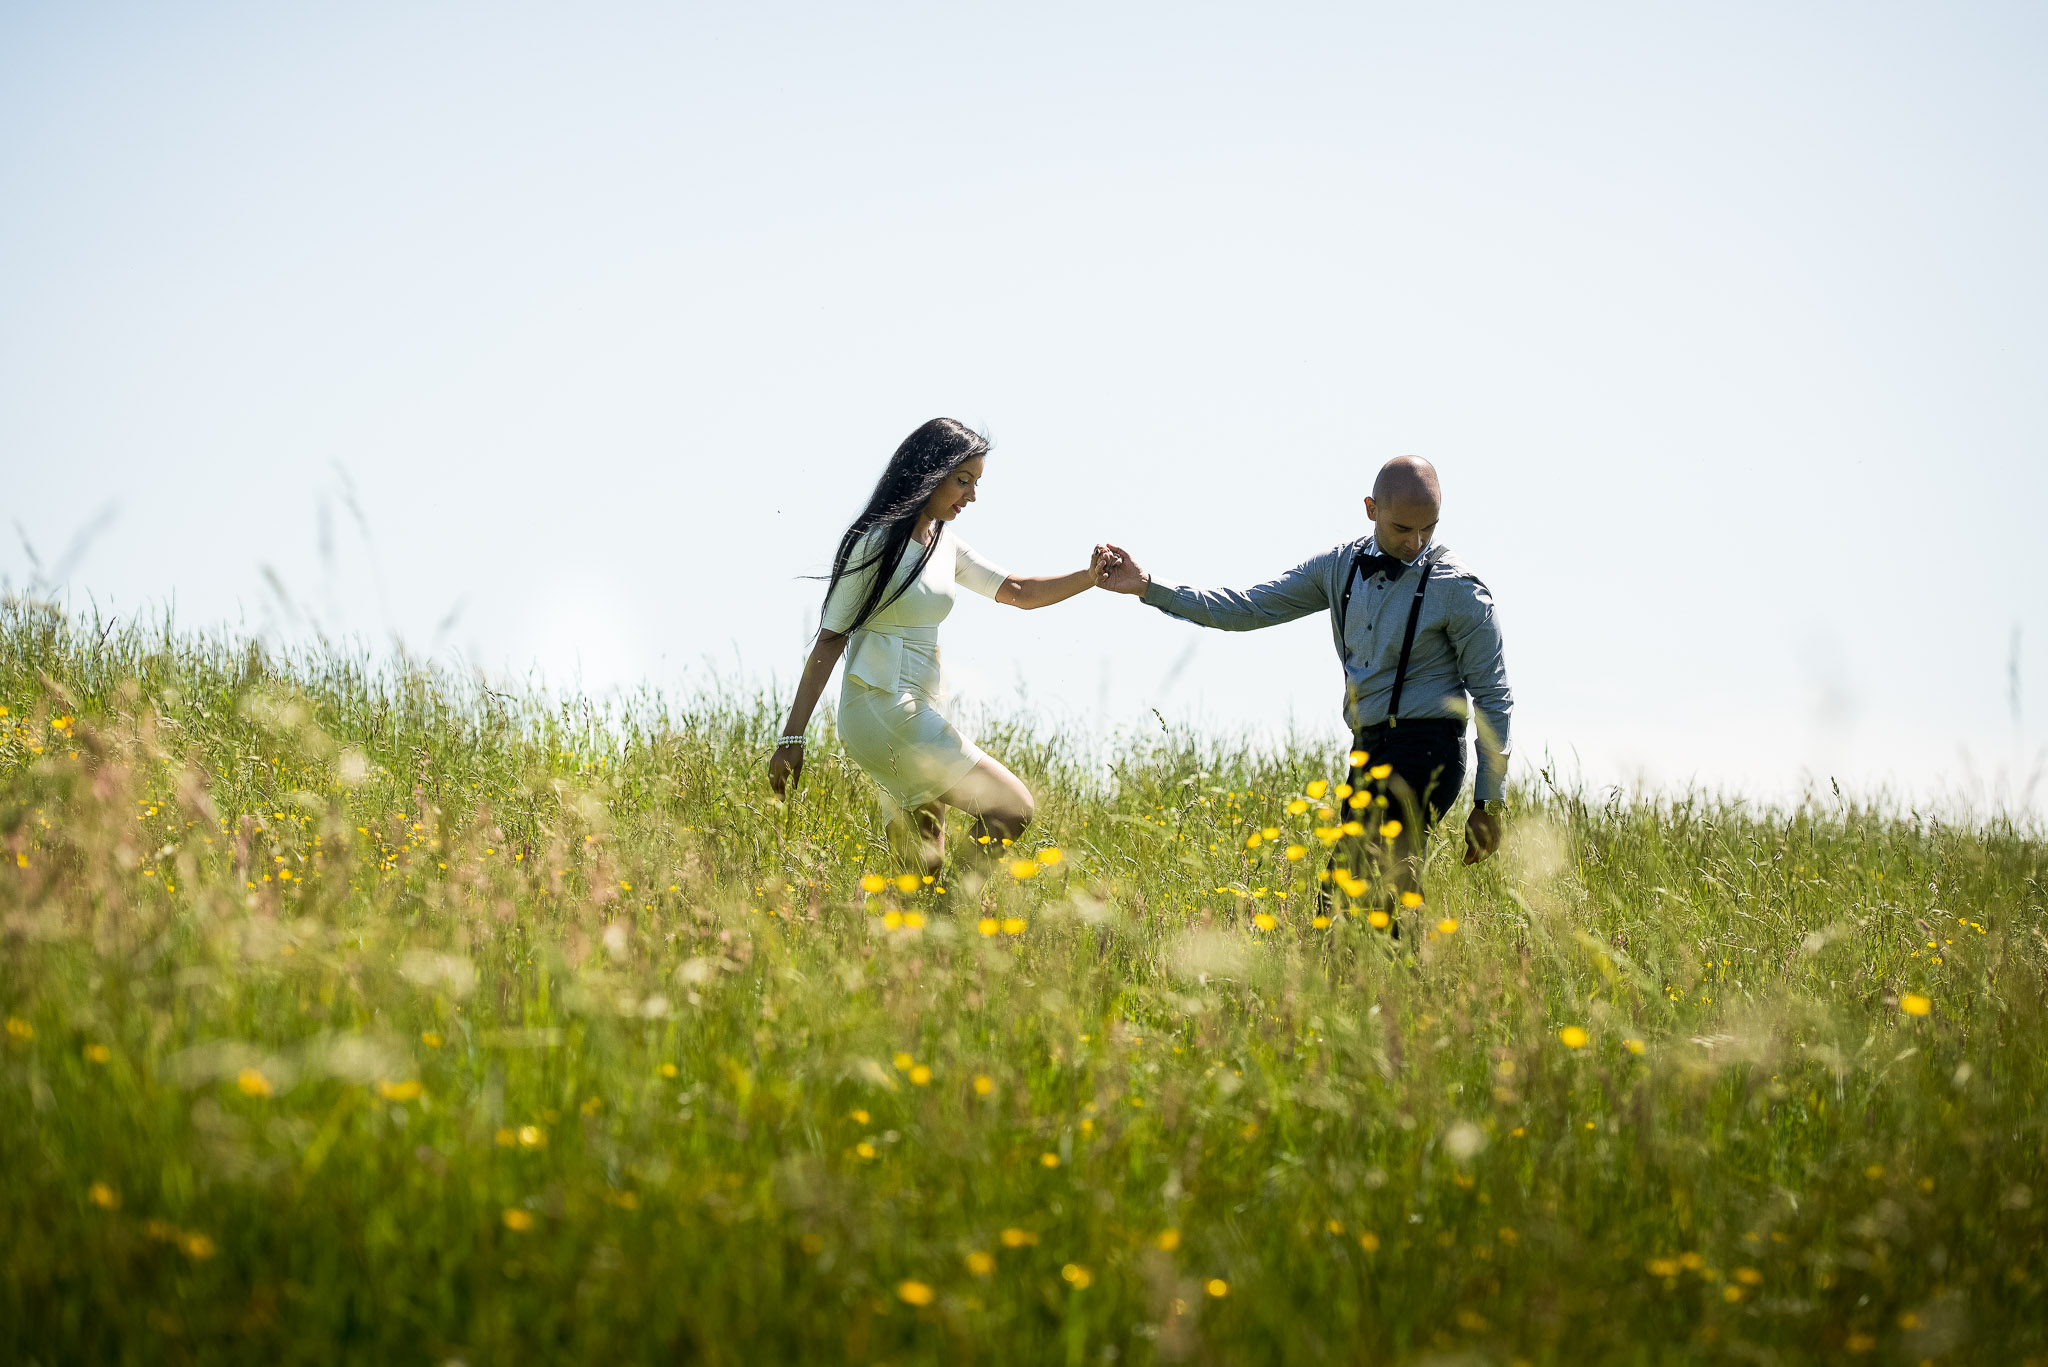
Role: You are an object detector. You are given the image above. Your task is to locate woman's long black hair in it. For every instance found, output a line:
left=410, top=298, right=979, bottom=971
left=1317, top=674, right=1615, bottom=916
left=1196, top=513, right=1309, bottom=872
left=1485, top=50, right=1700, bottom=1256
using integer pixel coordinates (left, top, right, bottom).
left=820, top=417, right=990, bottom=637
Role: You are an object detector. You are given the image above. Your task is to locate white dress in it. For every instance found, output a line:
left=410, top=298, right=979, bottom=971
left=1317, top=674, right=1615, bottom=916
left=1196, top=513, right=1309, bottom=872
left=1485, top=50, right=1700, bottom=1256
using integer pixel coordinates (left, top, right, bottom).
left=822, top=525, right=1009, bottom=809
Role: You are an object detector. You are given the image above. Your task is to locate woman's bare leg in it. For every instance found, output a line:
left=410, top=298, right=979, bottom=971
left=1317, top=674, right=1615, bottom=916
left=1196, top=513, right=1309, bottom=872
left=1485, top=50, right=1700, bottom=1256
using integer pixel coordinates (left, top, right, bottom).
left=881, top=794, right=949, bottom=876
left=937, top=756, right=1035, bottom=862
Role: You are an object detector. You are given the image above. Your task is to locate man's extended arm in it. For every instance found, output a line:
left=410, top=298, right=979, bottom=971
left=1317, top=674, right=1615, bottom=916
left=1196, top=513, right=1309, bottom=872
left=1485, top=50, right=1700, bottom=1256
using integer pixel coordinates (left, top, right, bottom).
left=1093, top=543, right=1331, bottom=630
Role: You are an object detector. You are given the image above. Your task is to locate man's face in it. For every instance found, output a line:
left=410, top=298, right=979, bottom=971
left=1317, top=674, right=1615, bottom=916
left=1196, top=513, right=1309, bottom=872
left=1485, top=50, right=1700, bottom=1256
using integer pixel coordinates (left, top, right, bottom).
left=1365, top=495, right=1440, bottom=561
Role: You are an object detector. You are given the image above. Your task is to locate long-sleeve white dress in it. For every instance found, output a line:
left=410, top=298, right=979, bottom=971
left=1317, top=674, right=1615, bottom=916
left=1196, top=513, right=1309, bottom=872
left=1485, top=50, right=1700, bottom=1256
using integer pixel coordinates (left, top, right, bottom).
left=821, top=525, right=1009, bottom=809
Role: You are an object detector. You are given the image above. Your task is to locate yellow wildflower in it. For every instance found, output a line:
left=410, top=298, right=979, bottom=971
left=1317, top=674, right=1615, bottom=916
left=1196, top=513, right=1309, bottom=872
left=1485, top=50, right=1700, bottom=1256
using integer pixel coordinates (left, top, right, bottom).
left=89, top=1182, right=120, bottom=1210
left=902, top=911, right=926, bottom=929
left=1646, top=1257, right=1679, bottom=1277
left=1369, top=763, right=1392, bottom=780
left=1368, top=910, right=1390, bottom=929
left=4, top=1017, right=32, bottom=1041
left=978, top=917, right=1000, bottom=936
left=84, top=1043, right=111, bottom=1064
left=855, top=1141, right=877, bottom=1159
left=517, top=1125, right=545, bottom=1147
left=1205, top=1278, right=1229, bottom=1298
left=1286, top=799, right=1308, bottom=815
left=897, top=1279, right=936, bottom=1306
left=1285, top=844, right=1306, bottom=860
left=1009, top=859, right=1040, bottom=879
left=1359, top=1231, right=1380, bottom=1252
left=377, top=1079, right=424, bottom=1102
left=894, top=873, right=920, bottom=893
left=503, top=1209, right=534, bottom=1231
left=180, top=1232, right=216, bottom=1259
left=1399, top=890, right=1423, bottom=908
left=1002, top=917, right=1025, bottom=935
left=893, top=1052, right=914, bottom=1072
left=1379, top=820, right=1402, bottom=839
left=420, top=1031, right=444, bottom=1049
left=1037, top=847, right=1064, bottom=865
left=965, top=1250, right=995, bottom=1275
left=1312, top=915, right=1331, bottom=928
left=1252, top=912, right=1277, bottom=931
left=1436, top=918, right=1459, bottom=935
left=1062, top=1263, right=1093, bottom=1288
left=1157, top=1228, right=1180, bottom=1251
left=1624, top=1038, right=1645, bottom=1055
left=1558, top=1026, right=1589, bottom=1049
left=1900, top=992, right=1931, bottom=1016
left=236, top=1068, right=272, bottom=1098
left=1348, top=749, right=1368, bottom=766
left=1040, top=1152, right=1060, bottom=1168
left=659, top=1063, right=679, bottom=1078
left=850, top=1109, right=870, bottom=1124
left=860, top=874, right=886, bottom=894
left=1305, top=780, right=1328, bottom=799
left=973, top=1075, right=994, bottom=1096
left=1000, top=1227, right=1039, bottom=1248
left=909, top=1065, right=932, bottom=1086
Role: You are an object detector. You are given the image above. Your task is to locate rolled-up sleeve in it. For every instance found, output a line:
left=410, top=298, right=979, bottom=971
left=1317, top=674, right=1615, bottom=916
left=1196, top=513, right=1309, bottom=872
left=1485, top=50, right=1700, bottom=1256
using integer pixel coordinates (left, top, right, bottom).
left=1444, top=579, right=1513, bottom=802
left=1139, top=551, right=1334, bottom=631
left=952, top=535, right=1009, bottom=600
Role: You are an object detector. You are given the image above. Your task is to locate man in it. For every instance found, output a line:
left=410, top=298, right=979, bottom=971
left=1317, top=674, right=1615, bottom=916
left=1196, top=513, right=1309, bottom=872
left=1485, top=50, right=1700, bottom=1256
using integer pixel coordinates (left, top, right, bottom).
left=1093, top=455, right=1511, bottom=914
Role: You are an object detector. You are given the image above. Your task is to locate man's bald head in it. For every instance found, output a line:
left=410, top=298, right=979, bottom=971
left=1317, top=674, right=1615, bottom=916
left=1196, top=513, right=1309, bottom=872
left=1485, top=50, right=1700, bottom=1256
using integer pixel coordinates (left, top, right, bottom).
left=1365, top=456, right=1443, bottom=561
left=1372, top=456, right=1441, bottom=509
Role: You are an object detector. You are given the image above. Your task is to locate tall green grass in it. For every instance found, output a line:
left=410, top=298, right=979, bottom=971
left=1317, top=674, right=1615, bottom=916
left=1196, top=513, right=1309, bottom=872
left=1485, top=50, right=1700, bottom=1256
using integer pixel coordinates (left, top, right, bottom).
left=2, top=597, right=2043, bottom=1364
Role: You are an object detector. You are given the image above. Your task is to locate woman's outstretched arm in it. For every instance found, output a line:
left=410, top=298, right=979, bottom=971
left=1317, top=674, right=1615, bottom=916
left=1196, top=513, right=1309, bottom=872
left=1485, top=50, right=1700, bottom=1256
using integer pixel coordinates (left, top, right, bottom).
left=996, top=569, right=1097, bottom=610
left=768, top=630, right=849, bottom=797
left=995, top=548, right=1113, bottom=610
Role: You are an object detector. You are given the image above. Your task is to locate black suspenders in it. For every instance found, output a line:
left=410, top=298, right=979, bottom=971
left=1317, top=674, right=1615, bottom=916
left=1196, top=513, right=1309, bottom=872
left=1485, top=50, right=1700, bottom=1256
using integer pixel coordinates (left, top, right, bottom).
left=1336, top=546, right=1442, bottom=730
left=1384, top=549, right=1441, bottom=729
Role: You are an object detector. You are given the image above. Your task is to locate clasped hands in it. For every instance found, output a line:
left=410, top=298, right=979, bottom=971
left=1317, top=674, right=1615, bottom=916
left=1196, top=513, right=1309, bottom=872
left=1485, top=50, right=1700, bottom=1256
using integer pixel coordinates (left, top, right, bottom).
left=1089, top=543, right=1146, bottom=595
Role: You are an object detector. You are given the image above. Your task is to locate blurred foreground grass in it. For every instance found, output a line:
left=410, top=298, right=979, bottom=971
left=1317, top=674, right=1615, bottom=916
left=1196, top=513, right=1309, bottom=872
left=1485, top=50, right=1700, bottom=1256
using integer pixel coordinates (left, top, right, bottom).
left=3, top=598, right=2045, bottom=1365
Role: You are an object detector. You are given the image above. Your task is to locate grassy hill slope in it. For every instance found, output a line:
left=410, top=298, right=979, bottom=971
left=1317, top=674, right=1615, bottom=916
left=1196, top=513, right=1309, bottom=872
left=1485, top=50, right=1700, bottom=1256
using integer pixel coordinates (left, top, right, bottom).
left=3, top=600, right=2044, bottom=1364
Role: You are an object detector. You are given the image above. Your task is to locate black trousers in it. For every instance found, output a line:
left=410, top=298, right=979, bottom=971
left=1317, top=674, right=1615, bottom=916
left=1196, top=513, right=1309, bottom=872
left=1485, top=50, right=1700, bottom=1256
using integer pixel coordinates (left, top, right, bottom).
left=1323, top=718, right=1468, bottom=922
left=1344, top=718, right=1468, bottom=828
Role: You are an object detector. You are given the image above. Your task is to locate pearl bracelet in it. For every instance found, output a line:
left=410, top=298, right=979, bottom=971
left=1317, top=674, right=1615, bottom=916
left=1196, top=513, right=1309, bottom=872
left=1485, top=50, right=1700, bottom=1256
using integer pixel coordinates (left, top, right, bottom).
left=776, top=735, right=807, bottom=747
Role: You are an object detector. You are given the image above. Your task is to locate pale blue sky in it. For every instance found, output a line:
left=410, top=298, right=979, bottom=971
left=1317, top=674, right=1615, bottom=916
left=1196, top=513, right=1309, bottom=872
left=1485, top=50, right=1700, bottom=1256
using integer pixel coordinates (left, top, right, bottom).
left=4, top=2, right=2044, bottom=810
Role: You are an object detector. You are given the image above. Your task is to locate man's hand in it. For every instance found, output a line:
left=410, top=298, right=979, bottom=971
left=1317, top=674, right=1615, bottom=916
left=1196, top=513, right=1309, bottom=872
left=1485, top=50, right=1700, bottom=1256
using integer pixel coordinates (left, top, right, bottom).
left=767, top=742, right=804, bottom=799
left=1463, top=807, right=1502, bottom=865
left=1091, top=543, right=1149, bottom=596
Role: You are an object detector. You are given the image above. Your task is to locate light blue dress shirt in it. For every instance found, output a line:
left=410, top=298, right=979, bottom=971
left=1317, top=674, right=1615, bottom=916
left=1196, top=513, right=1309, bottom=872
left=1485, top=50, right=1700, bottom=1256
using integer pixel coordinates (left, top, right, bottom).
left=1140, top=537, right=1513, bottom=802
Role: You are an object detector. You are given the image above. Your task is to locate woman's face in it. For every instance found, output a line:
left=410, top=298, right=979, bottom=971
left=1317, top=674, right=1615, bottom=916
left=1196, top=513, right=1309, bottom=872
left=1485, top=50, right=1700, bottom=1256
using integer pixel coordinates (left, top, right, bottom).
left=923, top=456, right=984, bottom=523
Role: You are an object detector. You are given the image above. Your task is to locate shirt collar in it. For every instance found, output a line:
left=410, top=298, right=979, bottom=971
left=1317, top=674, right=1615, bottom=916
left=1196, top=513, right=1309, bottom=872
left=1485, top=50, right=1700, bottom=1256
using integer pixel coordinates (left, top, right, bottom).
left=1365, top=535, right=1434, bottom=565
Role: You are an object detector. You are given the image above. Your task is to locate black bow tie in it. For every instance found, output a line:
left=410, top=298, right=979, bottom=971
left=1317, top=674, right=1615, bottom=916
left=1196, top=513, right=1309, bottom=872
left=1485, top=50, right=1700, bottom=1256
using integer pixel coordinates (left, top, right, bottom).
left=1359, top=552, right=1411, bottom=582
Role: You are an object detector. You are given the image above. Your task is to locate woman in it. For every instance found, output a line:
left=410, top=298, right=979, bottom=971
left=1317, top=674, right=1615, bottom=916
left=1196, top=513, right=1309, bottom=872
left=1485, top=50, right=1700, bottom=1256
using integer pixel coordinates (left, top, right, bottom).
left=767, top=418, right=1100, bottom=873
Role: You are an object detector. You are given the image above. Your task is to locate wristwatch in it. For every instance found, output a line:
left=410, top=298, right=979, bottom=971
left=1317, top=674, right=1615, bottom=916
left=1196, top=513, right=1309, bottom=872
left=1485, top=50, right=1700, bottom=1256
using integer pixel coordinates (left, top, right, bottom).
left=1477, top=800, right=1508, bottom=816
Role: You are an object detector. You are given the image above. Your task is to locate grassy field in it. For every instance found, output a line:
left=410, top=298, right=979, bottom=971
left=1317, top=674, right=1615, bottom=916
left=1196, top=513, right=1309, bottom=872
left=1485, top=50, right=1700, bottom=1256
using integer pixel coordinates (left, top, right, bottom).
left=2, top=597, right=2044, bottom=1365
